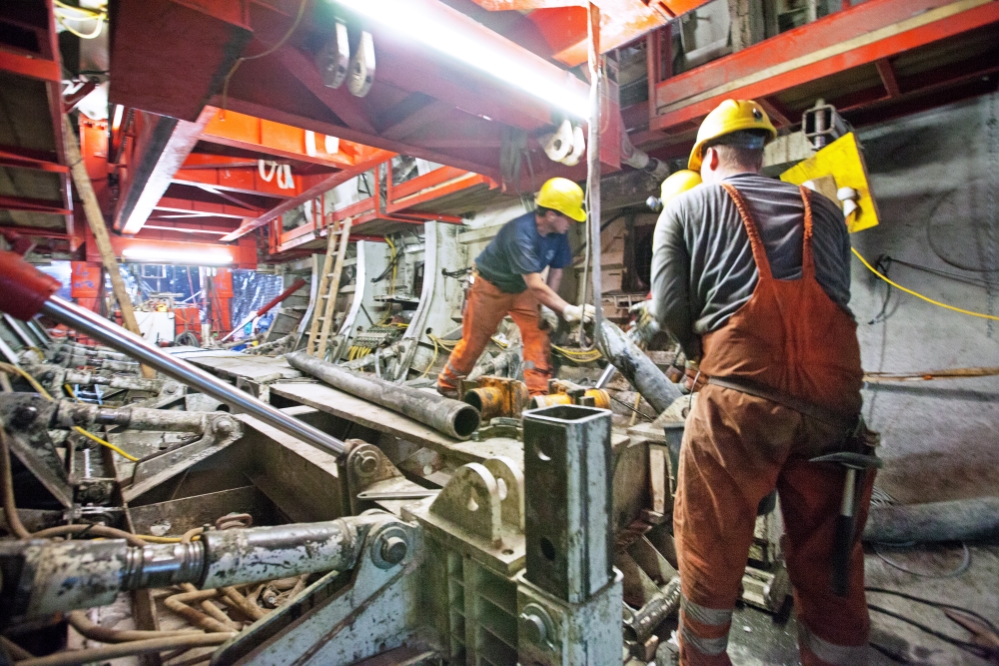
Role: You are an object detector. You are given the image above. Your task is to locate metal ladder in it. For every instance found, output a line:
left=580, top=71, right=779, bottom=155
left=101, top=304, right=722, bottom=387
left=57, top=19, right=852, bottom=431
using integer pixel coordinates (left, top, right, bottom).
left=306, top=216, right=353, bottom=358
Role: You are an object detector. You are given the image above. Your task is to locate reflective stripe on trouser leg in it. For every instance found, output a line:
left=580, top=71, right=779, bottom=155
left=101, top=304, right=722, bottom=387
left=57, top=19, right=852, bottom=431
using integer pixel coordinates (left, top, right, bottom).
left=798, top=621, right=868, bottom=666
left=678, top=594, right=733, bottom=665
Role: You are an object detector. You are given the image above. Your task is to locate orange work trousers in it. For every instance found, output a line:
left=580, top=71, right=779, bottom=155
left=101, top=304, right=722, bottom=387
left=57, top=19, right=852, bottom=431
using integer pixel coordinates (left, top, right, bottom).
left=675, top=385, right=875, bottom=666
left=438, top=276, right=551, bottom=396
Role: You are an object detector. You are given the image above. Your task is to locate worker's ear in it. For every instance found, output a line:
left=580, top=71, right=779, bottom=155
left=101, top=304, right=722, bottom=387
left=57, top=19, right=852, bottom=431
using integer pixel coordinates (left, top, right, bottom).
left=705, top=147, right=720, bottom=172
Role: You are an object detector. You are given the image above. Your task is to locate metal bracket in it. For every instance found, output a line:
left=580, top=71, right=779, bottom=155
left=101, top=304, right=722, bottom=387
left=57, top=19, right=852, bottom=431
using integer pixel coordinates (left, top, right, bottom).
left=0, top=395, right=72, bottom=508
left=348, top=30, right=375, bottom=98
left=210, top=517, right=423, bottom=666
left=318, top=18, right=351, bottom=89
left=124, top=413, right=242, bottom=502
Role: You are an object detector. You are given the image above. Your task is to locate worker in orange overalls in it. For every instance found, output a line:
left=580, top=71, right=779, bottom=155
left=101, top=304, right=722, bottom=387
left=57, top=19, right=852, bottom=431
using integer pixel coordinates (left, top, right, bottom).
left=650, top=99, right=875, bottom=665
left=438, top=177, right=594, bottom=397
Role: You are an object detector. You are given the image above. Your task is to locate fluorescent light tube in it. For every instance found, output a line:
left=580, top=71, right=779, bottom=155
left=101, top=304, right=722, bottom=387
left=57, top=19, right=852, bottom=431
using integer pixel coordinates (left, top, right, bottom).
left=334, top=0, right=590, bottom=118
left=122, top=247, right=233, bottom=266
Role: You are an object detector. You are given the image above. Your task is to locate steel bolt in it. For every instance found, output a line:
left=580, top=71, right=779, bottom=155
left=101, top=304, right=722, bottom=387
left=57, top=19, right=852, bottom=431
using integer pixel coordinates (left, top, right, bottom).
left=11, top=405, right=38, bottom=429
left=521, top=613, right=547, bottom=644
left=354, top=451, right=379, bottom=475
left=215, top=418, right=234, bottom=435
left=379, top=536, right=408, bottom=565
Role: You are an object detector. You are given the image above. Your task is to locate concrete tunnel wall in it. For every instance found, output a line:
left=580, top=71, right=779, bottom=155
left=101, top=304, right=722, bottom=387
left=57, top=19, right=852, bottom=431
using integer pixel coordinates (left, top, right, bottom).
left=851, top=91, right=999, bottom=505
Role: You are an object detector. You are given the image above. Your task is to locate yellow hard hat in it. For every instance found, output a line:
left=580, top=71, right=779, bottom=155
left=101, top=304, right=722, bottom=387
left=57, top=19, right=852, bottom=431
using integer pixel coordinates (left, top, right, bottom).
left=535, top=177, right=586, bottom=222
left=688, top=99, right=777, bottom=171
left=660, top=170, right=702, bottom=207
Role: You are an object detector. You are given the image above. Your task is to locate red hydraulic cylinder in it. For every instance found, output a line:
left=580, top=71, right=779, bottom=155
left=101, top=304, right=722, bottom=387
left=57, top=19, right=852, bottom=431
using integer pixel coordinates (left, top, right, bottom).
left=0, top=250, right=60, bottom=320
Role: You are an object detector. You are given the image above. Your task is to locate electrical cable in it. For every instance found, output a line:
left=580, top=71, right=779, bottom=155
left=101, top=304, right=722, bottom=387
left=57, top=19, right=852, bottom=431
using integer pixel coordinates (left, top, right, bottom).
left=865, top=591, right=997, bottom=661
left=609, top=393, right=654, bottom=421
left=867, top=254, right=894, bottom=325
left=853, top=248, right=999, bottom=321
left=220, top=0, right=309, bottom=114
left=419, top=336, right=440, bottom=380
left=62, top=383, right=139, bottom=461
left=871, top=541, right=972, bottom=579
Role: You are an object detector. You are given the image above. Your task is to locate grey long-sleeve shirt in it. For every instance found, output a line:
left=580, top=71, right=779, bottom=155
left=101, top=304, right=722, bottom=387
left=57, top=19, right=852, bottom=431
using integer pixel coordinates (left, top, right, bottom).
left=650, top=173, right=854, bottom=361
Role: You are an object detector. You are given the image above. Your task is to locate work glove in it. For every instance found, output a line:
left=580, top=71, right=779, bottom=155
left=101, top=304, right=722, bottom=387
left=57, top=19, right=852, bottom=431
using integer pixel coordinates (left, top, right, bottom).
left=539, top=305, right=560, bottom=330
left=562, top=303, right=596, bottom=324
left=628, top=300, right=660, bottom=345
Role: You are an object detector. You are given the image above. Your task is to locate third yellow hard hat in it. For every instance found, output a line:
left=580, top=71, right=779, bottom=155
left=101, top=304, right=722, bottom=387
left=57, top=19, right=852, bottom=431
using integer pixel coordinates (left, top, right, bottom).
left=536, top=177, right=586, bottom=222
left=688, top=99, right=777, bottom=172
left=660, top=170, right=702, bottom=207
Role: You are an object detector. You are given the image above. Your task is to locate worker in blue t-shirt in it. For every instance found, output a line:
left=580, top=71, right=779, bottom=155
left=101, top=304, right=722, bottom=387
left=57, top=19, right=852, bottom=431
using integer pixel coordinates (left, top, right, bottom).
left=438, top=178, right=594, bottom=397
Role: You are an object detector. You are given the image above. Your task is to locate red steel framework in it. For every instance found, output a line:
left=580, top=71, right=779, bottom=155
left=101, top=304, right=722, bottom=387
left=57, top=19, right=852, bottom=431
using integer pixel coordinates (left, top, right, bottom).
left=637, top=0, right=999, bottom=153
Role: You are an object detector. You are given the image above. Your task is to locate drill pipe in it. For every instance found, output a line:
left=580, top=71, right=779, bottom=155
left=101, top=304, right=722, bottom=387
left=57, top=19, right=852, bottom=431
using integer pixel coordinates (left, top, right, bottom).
left=1, top=515, right=394, bottom=619
left=286, top=351, right=480, bottom=439
left=597, top=320, right=681, bottom=414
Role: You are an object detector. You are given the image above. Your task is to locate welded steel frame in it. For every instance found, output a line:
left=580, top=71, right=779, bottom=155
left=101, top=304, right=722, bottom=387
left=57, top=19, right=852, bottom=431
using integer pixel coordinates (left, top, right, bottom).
left=269, top=160, right=485, bottom=255
left=644, top=0, right=999, bottom=140
left=0, top=0, right=73, bottom=240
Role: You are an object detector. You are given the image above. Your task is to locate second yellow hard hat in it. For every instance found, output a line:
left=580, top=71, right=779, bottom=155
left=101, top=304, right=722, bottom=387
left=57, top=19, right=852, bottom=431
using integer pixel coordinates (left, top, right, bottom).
left=660, top=170, right=702, bottom=207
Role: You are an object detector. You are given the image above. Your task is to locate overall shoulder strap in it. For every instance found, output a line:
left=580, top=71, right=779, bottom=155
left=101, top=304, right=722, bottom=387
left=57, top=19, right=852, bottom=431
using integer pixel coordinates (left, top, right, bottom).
left=798, top=186, right=816, bottom=279
left=722, top=183, right=773, bottom=280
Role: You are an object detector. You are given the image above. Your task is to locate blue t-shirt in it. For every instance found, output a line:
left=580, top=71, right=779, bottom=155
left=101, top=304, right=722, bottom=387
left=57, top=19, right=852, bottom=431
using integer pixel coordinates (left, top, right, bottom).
left=475, top=212, right=573, bottom=293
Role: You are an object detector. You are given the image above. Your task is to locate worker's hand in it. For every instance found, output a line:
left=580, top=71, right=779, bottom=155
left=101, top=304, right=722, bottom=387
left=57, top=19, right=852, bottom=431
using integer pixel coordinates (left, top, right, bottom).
left=666, top=354, right=706, bottom=391
left=628, top=300, right=659, bottom=345
left=538, top=305, right=560, bottom=330
left=562, top=303, right=596, bottom=324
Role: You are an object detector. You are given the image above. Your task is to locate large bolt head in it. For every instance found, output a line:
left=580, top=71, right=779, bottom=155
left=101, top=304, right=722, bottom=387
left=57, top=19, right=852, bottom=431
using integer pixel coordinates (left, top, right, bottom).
left=354, top=451, right=379, bottom=475
left=379, top=536, right=408, bottom=565
left=521, top=613, right=547, bottom=644
left=11, top=405, right=38, bottom=429
left=215, top=418, right=234, bottom=435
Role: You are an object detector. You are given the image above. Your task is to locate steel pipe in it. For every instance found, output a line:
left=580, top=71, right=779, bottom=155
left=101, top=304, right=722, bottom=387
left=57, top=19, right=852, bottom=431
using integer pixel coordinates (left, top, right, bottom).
left=38, top=297, right=346, bottom=457
left=597, top=320, right=681, bottom=414
left=286, top=351, right=480, bottom=439
left=863, top=497, right=999, bottom=544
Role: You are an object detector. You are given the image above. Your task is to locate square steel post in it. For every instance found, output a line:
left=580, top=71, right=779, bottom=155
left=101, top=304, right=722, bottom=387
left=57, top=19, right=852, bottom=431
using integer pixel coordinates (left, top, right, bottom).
left=522, top=404, right=613, bottom=603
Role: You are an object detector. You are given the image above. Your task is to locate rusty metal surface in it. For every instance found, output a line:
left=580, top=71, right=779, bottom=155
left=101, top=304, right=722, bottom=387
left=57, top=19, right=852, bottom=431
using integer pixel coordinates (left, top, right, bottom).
left=128, top=486, right=285, bottom=536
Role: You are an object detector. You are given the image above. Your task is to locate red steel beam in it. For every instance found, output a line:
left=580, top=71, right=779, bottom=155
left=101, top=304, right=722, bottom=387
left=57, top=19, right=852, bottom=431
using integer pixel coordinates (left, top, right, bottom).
left=115, top=108, right=214, bottom=235
left=387, top=168, right=494, bottom=213
left=0, top=146, right=68, bottom=173
left=108, top=0, right=251, bottom=123
left=0, top=194, right=73, bottom=217
left=471, top=0, right=711, bottom=67
left=650, top=0, right=999, bottom=132
left=875, top=58, right=903, bottom=97
left=174, top=165, right=300, bottom=199
left=154, top=196, right=260, bottom=220
left=0, top=47, right=60, bottom=82
left=218, top=165, right=384, bottom=243
left=199, top=107, right=375, bottom=168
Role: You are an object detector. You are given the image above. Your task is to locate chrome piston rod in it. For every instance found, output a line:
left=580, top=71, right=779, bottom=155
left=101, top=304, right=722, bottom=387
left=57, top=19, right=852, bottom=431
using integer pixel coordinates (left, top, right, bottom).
left=39, top=296, right=346, bottom=457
